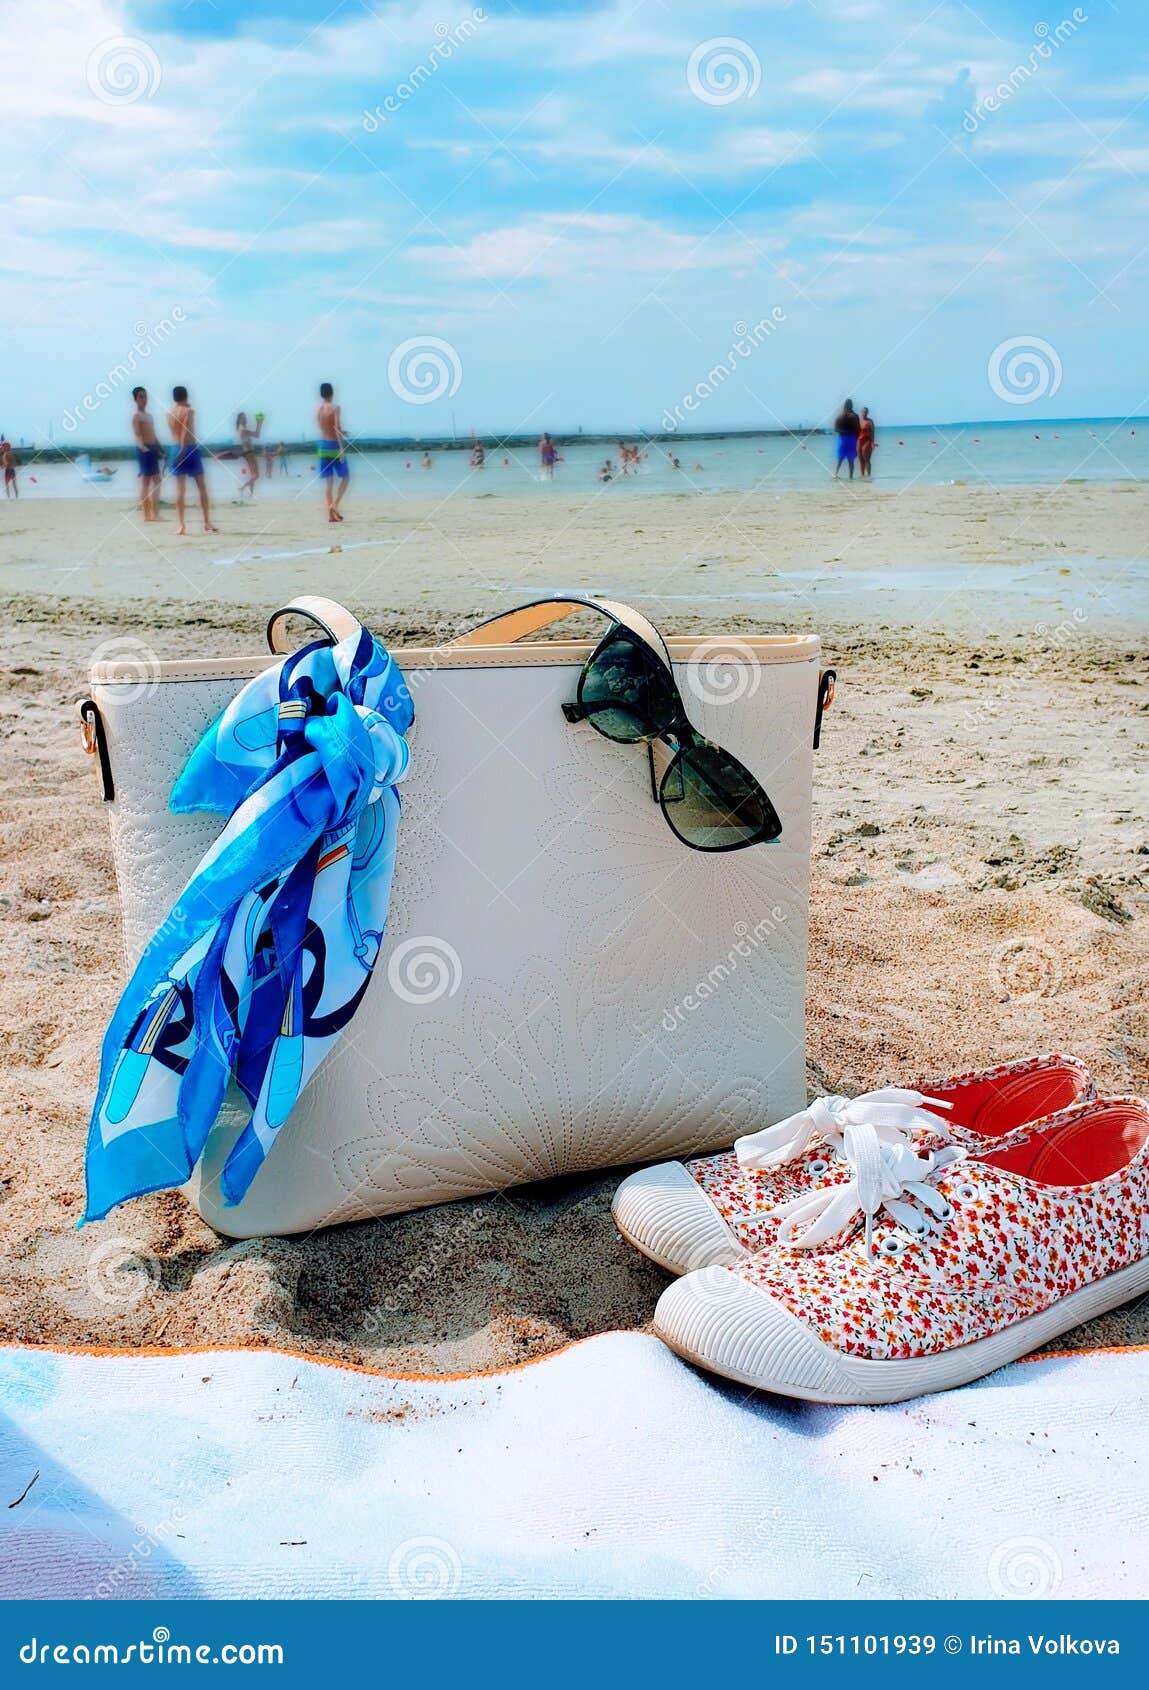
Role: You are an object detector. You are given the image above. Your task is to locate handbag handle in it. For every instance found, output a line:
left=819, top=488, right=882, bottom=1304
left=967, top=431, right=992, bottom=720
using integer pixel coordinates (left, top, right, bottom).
left=266, top=595, right=363, bottom=654
left=443, top=594, right=673, bottom=670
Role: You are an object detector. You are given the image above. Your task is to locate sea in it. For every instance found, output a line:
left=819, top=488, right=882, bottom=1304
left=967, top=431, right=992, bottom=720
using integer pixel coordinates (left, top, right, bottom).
left=11, top=418, right=1147, bottom=503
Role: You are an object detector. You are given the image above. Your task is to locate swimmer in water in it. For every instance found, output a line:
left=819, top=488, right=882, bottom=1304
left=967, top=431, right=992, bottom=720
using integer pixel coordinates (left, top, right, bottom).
left=858, top=406, right=876, bottom=478
left=833, top=398, right=860, bottom=480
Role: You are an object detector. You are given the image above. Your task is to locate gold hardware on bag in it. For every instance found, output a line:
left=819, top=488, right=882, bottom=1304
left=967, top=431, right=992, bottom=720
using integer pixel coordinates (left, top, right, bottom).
left=78, top=699, right=115, bottom=801
left=814, top=669, right=836, bottom=751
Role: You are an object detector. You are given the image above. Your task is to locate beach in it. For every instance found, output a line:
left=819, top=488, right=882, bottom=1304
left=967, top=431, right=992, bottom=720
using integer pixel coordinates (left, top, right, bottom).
left=2, top=481, right=1146, bottom=1375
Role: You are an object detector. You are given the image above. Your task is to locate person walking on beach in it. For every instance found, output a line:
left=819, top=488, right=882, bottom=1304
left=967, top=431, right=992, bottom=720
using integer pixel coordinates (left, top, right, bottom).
left=858, top=406, right=876, bottom=478
left=833, top=398, right=861, bottom=480
left=539, top=432, right=557, bottom=478
left=167, top=386, right=216, bottom=535
left=236, top=410, right=264, bottom=498
left=316, top=382, right=349, bottom=522
left=1, top=433, right=17, bottom=498
left=130, top=387, right=162, bottom=521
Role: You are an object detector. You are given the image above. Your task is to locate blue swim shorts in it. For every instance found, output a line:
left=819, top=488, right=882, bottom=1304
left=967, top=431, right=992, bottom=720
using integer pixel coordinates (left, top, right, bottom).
left=136, top=446, right=162, bottom=478
left=836, top=435, right=858, bottom=462
left=317, top=442, right=349, bottom=480
left=173, top=445, right=204, bottom=478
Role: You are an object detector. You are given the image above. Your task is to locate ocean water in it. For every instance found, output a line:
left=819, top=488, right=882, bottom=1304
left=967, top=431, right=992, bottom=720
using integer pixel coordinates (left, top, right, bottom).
left=10, top=418, right=1147, bottom=502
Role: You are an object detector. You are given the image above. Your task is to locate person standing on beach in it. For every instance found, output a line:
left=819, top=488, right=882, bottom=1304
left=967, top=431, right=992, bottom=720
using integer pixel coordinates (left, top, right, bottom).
left=833, top=398, right=860, bottom=480
left=130, top=387, right=162, bottom=521
left=236, top=410, right=264, bottom=498
left=316, top=382, right=349, bottom=521
left=858, top=406, right=876, bottom=478
left=539, top=432, right=557, bottom=478
left=0, top=433, right=17, bottom=498
left=167, top=386, right=216, bottom=535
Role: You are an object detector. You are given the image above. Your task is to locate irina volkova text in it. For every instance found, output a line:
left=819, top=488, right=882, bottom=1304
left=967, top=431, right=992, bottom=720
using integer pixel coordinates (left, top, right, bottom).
left=773, top=1633, right=1120, bottom=1656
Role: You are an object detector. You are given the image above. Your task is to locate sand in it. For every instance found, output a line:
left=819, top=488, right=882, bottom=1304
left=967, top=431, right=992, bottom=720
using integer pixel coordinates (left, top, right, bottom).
left=1, top=483, right=1146, bottom=1375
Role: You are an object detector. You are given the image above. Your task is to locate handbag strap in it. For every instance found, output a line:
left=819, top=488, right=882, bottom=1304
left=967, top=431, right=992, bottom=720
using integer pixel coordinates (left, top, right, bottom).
left=266, top=595, right=364, bottom=654
left=444, top=594, right=673, bottom=670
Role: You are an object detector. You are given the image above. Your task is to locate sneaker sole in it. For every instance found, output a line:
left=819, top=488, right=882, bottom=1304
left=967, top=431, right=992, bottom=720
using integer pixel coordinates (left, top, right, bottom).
left=653, top=1252, right=1149, bottom=1404
left=612, top=1161, right=748, bottom=1276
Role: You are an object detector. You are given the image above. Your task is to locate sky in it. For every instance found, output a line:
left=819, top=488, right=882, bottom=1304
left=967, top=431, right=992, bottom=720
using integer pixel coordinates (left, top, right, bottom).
left=0, top=0, right=1146, bottom=444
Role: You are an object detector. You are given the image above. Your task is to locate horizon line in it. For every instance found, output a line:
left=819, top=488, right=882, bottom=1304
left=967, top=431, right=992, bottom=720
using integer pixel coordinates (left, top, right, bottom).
left=10, top=412, right=1148, bottom=458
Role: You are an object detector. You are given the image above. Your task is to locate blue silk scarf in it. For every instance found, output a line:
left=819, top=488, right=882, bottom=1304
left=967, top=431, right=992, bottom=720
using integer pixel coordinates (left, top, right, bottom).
left=83, top=625, right=413, bottom=1222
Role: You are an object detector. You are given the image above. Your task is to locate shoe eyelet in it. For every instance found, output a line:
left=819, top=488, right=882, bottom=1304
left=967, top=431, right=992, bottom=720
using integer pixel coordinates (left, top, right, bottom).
left=808, top=1158, right=829, bottom=1176
left=955, top=1181, right=978, bottom=1203
left=879, top=1235, right=905, bottom=1257
left=936, top=1202, right=953, bottom=1221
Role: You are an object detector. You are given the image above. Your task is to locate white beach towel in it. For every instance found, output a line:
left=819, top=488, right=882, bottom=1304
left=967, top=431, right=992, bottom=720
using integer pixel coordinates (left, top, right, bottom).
left=1, top=1334, right=1145, bottom=1601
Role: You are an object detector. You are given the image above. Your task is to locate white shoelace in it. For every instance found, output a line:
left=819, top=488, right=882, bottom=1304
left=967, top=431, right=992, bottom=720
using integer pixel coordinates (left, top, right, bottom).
left=770, top=1119, right=965, bottom=1257
left=734, top=1087, right=954, bottom=1174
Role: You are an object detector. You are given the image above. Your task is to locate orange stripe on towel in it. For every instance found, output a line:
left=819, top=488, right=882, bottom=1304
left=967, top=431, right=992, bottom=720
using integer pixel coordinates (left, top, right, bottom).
left=0, top=1333, right=599, bottom=1385
left=3, top=1334, right=1148, bottom=1384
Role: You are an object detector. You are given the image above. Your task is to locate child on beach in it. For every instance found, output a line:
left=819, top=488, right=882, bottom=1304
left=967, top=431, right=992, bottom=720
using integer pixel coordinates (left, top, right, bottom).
left=316, top=382, right=349, bottom=522
left=130, top=388, right=162, bottom=521
left=166, top=387, right=216, bottom=534
left=1, top=434, right=17, bottom=498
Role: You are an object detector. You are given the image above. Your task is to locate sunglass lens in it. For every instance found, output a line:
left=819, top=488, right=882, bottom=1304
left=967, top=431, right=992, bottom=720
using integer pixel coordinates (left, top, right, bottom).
left=580, top=632, right=679, bottom=743
left=662, top=742, right=781, bottom=850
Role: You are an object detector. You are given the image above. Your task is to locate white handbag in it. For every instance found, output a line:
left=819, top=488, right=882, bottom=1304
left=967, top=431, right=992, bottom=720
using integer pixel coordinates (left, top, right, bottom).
left=82, top=594, right=831, bottom=1238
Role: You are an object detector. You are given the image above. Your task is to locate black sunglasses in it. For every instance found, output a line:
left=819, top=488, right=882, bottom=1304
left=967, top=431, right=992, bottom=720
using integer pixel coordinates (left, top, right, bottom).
left=561, top=613, right=782, bottom=852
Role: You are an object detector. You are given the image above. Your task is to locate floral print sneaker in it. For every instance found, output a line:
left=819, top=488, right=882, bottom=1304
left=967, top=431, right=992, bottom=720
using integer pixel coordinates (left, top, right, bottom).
left=612, top=1054, right=1093, bottom=1275
left=652, top=1094, right=1149, bottom=1405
